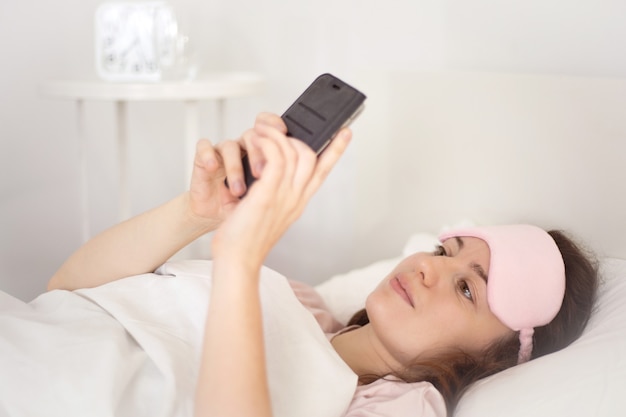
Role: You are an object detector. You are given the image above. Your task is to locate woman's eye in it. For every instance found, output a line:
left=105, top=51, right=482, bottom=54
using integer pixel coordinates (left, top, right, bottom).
left=433, top=245, right=447, bottom=256
left=458, top=280, right=474, bottom=302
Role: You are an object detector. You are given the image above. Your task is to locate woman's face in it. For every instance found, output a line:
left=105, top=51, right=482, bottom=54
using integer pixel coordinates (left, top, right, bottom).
left=365, top=236, right=513, bottom=368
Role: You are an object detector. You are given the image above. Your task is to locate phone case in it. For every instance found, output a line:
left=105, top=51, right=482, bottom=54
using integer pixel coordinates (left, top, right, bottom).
left=241, top=73, right=366, bottom=191
left=282, top=73, right=366, bottom=152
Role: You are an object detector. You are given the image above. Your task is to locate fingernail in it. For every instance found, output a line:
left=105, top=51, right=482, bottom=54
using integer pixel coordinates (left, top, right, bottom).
left=205, top=157, right=217, bottom=170
left=255, top=162, right=265, bottom=176
left=232, top=179, right=245, bottom=195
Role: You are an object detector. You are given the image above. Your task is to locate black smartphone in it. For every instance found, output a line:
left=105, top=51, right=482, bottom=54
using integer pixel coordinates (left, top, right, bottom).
left=234, top=73, right=366, bottom=194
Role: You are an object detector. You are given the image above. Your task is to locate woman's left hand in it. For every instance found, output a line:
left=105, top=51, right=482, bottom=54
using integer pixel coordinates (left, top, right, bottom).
left=185, top=138, right=242, bottom=230
left=186, top=112, right=293, bottom=231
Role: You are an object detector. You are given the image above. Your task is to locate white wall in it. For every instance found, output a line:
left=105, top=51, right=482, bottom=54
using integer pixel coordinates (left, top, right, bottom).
left=2, top=0, right=626, bottom=301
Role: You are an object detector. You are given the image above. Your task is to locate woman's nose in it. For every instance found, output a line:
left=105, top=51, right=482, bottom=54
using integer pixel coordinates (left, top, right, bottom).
left=417, top=255, right=442, bottom=288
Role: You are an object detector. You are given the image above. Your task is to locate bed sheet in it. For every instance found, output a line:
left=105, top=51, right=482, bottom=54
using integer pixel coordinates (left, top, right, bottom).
left=0, top=262, right=357, bottom=417
left=0, top=289, right=164, bottom=417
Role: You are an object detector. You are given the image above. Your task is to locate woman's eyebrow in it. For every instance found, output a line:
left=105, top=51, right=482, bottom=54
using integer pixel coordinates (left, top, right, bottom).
left=456, top=237, right=489, bottom=283
left=471, top=263, right=489, bottom=284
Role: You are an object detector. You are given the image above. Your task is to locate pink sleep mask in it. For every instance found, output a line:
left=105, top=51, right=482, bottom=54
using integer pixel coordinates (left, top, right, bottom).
left=438, top=224, right=565, bottom=363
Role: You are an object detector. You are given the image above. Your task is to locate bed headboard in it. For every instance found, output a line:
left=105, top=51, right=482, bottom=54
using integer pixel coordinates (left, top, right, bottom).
left=348, top=70, right=626, bottom=262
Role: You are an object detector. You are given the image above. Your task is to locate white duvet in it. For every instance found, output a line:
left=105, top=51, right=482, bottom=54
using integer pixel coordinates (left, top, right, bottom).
left=0, top=260, right=357, bottom=417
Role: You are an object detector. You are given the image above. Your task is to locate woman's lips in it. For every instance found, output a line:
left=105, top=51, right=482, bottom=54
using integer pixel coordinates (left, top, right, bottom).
left=390, top=276, right=414, bottom=307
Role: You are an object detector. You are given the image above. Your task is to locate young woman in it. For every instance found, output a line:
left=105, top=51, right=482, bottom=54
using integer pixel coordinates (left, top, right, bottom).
left=43, top=112, right=598, bottom=417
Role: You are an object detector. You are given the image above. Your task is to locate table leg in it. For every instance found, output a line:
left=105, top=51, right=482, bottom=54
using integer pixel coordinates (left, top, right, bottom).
left=184, top=99, right=224, bottom=187
left=76, top=99, right=90, bottom=242
left=184, top=100, right=199, bottom=188
left=182, top=100, right=226, bottom=184
left=182, top=100, right=206, bottom=259
left=215, top=98, right=224, bottom=141
left=115, top=100, right=131, bottom=221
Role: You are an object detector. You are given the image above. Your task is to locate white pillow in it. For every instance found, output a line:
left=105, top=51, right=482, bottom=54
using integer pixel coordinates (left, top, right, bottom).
left=315, top=233, right=626, bottom=416
left=455, top=257, right=626, bottom=417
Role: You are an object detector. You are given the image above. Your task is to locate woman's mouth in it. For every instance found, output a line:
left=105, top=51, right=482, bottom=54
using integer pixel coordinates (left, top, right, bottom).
left=390, top=276, right=414, bottom=307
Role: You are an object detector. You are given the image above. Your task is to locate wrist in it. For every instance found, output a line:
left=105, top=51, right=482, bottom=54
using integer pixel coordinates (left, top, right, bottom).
left=212, top=257, right=262, bottom=288
left=181, top=192, right=220, bottom=234
left=211, top=231, right=269, bottom=277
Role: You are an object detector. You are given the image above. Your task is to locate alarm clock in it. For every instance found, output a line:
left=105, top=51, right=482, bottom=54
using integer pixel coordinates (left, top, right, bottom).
left=95, top=2, right=178, bottom=82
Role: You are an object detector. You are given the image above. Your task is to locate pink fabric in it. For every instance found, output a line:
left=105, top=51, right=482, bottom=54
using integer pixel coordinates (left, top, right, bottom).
left=288, top=280, right=447, bottom=417
left=438, top=224, right=566, bottom=363
left=346, top=378, right=446, bottom=417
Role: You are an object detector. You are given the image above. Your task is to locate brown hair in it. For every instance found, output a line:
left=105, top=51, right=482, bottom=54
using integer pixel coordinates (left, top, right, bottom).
left=347, top=230, right=599, bottom=415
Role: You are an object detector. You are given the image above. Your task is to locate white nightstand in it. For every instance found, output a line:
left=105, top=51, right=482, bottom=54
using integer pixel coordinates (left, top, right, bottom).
left=41, top=72, right=266, bottom=242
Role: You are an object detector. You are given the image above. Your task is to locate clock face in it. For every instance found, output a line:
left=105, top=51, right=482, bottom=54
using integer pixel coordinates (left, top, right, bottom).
left=95, top=2, right=178, bottom=81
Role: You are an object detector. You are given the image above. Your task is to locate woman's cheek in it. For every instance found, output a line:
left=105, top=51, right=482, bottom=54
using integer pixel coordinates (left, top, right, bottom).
left=366, top=296, right=426, bottom=366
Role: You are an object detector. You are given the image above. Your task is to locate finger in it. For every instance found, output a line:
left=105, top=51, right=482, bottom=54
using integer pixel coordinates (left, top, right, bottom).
left=253, top=122, right=298, bottom=193
left=301, top=128, right=352, bottom=201
left=241, top=113, right=286, bottom=178
left=216, top=139, right=247, bottom=197
left=255, top=112, right=287, bottom=134
left=245, top=135, right=285, bottom=202
left=240, top=128, right=265, bottom=178
left=190, top=139, right=221, bottom=199
left=189, top=139, right=227, bottom=210
left=193, top=139, right=219, bottom=177
left=289, top=139, right=317, bottom=192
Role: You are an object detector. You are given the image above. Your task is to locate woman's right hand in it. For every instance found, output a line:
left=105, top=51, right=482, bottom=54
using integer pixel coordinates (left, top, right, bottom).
left=210, top=112, right=352, bottom=273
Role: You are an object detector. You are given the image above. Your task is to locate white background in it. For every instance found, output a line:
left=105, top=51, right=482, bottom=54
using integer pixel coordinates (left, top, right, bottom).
left=2, top=0, right=626, bottom=301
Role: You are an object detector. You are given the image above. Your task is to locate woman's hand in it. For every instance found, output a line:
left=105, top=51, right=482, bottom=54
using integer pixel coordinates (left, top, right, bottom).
left=187, top=112, right=290, bottom=230
left=186, top=138, right=240, bottom=229
left=210, top=112, right=352, bottom=272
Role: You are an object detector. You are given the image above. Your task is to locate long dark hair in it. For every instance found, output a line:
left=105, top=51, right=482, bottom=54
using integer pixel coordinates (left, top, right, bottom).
left=347, top=230, right=599, bottom=415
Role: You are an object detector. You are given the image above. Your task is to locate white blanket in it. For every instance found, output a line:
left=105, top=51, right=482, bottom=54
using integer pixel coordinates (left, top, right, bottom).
left=0, top=260, right=357, bottom=417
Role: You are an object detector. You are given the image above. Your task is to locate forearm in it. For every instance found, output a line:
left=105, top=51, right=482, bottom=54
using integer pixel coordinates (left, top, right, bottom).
left=48, top=192, right=216, bottom=291
left=195, top=261, right=272, bottom=417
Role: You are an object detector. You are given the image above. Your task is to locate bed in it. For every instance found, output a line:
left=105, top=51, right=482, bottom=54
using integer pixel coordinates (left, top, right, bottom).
left=2, top=70, right=624, bottom=416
